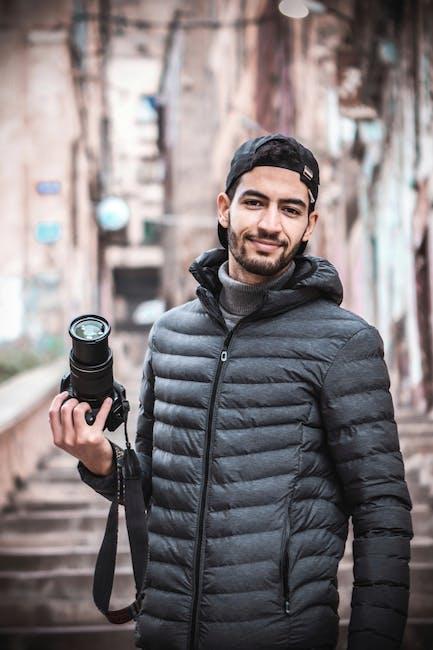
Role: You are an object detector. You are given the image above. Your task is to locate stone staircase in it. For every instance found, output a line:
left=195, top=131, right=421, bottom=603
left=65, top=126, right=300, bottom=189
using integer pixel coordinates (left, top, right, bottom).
left=0, top=364, right=142, bottom=650
left=0, top=440, right=137, bottom=649
left=335, top=410, right=433, bottom=649
left=1, top=403, right=433, bottom=649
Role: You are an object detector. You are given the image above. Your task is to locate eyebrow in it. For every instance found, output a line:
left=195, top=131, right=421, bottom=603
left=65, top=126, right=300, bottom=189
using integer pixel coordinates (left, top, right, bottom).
left=239, top=189, right=308, bottom=210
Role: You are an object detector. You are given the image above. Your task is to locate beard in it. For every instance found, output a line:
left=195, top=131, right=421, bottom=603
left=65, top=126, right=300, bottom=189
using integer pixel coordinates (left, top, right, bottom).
left=227, top=214, right=309, bottom=277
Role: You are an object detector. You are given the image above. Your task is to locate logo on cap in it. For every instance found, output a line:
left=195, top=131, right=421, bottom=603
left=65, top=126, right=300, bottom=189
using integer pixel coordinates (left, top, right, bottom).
left=302, top=165, right=314, bottom=181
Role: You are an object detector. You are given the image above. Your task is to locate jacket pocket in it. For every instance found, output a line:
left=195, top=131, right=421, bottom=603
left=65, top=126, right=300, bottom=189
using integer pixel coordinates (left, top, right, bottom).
left=280, top=516, right=291, bottom=615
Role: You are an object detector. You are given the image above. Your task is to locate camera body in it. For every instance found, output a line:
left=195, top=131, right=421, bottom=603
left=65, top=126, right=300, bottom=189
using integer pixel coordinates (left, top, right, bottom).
left=60, top=374, right=128, bottom=431
left=61, top=314, right=129, bottom=433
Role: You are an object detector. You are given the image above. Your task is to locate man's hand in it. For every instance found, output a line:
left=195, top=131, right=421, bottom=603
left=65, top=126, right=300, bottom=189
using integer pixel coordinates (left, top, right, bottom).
left=49, top=391, right=114, bottom=476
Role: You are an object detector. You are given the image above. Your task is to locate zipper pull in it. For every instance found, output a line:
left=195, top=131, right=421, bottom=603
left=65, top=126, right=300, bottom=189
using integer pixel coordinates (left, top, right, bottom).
left=284, top=599, right=290, bottom=615
left=221, top=350, right=228, bottom=362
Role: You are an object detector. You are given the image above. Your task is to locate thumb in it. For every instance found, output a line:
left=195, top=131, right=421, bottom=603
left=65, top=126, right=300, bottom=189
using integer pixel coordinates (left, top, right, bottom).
left=94, top=396, right=113, bottom=429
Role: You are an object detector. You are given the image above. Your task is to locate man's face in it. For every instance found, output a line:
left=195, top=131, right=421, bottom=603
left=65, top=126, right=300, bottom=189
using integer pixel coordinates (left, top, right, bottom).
left=217, top=166, right=318, bottom=282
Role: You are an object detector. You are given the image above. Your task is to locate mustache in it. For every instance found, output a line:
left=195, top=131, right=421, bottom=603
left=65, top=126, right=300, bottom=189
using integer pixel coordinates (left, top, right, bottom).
left=246, top=233, right=287, bottom=247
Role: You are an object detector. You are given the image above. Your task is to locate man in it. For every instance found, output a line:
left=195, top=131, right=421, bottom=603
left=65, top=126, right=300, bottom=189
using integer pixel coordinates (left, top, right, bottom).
left=49, top=133, right=413, bottom=650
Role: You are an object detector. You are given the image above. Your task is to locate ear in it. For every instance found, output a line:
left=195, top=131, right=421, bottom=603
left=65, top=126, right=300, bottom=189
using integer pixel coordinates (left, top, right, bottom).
left=217, top=192, right=231, bottom=229
left=302, top=210, right=319, bottom=241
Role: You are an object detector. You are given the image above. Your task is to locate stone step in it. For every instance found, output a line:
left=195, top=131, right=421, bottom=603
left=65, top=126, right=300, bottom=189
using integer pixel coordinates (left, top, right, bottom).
left=0, top=531, right=103, bottom=549
left=407, top=479, right=431, bottom=503
left=30, top=466, right=83, bottom=482
left=38, top=451, right=83, bottom=470
left=0, top=593, right=137, bottom=627
left=9, top=482, right=108, bottom=511
left=410, top=503, right=433, bottom=537
left=1, top=507, right=125, bottom=535
left=401, top=438, right=433, bottom=458
left=0, top=506, right=131, bottom=550
left=0, top=567, right=137, bottom=626
left=399, top=421, right=433, bottom=436
left=0, top=625, right=137, bottom=650
left=0, top=523, right=130, bottom=549
left=410, top=536, right=433, bottom=563
left=0, top=565, right=135, bottom=598
left=0, top=544, right=131, bottom=571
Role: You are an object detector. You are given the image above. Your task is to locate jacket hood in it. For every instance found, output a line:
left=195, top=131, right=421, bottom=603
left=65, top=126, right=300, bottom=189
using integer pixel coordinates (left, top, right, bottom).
left=189, top=247, right=343, bottom=323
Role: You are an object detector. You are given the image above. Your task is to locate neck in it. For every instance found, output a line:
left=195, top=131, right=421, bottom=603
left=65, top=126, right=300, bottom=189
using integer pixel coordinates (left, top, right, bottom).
left=217, top=257, right=296, bottom=320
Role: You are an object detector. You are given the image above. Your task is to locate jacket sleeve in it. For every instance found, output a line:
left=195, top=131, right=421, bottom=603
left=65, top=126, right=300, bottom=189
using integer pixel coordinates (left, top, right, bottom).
left=78, top=326, right=156, bottom=510
left=320, top=325, right=413, bottom=650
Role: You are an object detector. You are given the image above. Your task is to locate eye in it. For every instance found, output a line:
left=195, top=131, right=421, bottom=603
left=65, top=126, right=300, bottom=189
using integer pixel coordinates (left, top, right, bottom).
left=282, top=206, right=300, bottom=215
left=244, top=199, right=262, bottom=207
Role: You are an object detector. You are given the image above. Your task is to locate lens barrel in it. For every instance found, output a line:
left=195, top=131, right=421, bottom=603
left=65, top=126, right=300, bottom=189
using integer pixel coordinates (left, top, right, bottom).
left=68, top=314, right=113, bottom=403
left=69, top=315, right=111, bottom=365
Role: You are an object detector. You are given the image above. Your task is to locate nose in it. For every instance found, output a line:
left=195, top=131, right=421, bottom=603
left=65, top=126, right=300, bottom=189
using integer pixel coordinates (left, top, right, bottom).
left=257, top=203, right=282, bottom=237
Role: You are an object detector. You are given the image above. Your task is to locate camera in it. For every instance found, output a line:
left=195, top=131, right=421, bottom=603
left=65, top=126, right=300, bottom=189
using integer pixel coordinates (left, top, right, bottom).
left=60, top=314, right=129, bottom=431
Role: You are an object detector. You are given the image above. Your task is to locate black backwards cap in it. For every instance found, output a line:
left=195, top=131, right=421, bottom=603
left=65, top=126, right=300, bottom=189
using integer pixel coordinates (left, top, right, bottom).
left=219, top=133, right=320, bottom=248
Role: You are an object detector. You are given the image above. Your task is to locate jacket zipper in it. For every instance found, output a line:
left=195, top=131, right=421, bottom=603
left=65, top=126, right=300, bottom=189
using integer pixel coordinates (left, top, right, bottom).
left=281, top=528, right=290, bottom=614
left=188, top=291, right=270, bottom=650
left=280, top=485, right=292, bottom=616
left=188, top=330, right=234, bottom=650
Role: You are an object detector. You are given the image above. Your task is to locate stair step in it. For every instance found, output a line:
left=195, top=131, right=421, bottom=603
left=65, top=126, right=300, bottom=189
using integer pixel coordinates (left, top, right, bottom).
left=1, top=508, right=125, bottom=535
left=9, top=484, right=107, bottom=511
left=0, top=525, right=130, bottom=549
left=0, top=567, right=137, bottom=626
left=0, top=517, right=128, bottom=552
left=0, top=596, right=137, bottom=627
left=0, top=545, right=131, bottom=571
left=0, top=565, right=134, bottom=596
left=31, top=467, right=82, bottom=482
left=0, top=625, right=137, bottom=650
left=410, top=536, right=433, bottom=562
left=411, top=503, right=433, bottom=536
left=0, top=506, right=130, bottom=549
left=399, top=423, right=433, bottom=437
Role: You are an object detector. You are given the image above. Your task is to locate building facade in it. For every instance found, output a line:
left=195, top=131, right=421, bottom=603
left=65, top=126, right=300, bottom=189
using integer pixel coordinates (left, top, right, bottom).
left=0, top=0, right=104, bottom=368
left=159, top=0, right=433, bottom=413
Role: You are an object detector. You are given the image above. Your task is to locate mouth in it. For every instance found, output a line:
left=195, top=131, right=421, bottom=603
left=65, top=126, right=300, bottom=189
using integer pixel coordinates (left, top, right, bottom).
left=249, top=238, right=282, bottom=252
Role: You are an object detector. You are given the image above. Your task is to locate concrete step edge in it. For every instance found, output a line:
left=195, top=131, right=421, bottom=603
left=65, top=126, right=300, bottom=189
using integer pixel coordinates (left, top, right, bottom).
left=0, top=545, right=130, bottom=557
left=0, top=566, right=133, bottom=580
left=0, top=623, right=135, bottom=634
left=1, top=508, right=123, bottom=521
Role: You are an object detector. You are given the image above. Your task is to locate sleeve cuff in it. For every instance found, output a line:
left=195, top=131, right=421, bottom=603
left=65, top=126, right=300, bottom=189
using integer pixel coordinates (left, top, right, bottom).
left=77, top=439, right=124, bottom=502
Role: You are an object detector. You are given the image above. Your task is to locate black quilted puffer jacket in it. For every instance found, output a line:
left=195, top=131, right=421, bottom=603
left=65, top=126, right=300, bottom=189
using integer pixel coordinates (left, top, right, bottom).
left=79, top=246, right=413, bottom=650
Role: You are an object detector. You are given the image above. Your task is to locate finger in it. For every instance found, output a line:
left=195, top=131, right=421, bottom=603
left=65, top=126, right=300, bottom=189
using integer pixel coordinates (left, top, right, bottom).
left=72, top=402, right=92, bottom=428
left=94, top=397, right=113, bottom=429
left=49, top=391, right=70, bottom=445
left=60, top=398, right=79, bottom=445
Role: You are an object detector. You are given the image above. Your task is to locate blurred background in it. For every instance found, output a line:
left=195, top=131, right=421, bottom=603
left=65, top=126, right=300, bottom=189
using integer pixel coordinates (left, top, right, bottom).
left=0, top=0, right=433, bottom=648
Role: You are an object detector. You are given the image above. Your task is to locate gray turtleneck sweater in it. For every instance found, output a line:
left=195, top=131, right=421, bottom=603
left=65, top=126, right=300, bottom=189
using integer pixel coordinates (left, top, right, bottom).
left=218, top=259, right=296, bottom=329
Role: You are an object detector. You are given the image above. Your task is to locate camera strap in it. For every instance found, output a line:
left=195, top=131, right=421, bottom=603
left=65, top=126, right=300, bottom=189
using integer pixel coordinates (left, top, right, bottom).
left=92, top=425, right=149, bottom=623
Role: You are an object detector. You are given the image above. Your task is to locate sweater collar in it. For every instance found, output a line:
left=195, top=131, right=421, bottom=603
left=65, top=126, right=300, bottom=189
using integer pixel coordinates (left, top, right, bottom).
left=218, top=258, right=296, bottom=317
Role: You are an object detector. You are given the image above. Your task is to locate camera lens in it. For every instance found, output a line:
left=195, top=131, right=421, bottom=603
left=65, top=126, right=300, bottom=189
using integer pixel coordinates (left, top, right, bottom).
left=69, top=315, right=111, bottom=367
left=68, top=314, right=113, bottom=403
left=72, top=318, right=109, bottom=342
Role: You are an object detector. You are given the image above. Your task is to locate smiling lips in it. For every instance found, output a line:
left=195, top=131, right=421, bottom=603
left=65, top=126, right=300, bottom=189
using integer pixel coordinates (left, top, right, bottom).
left=249, top=238, right=283, bottom=252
